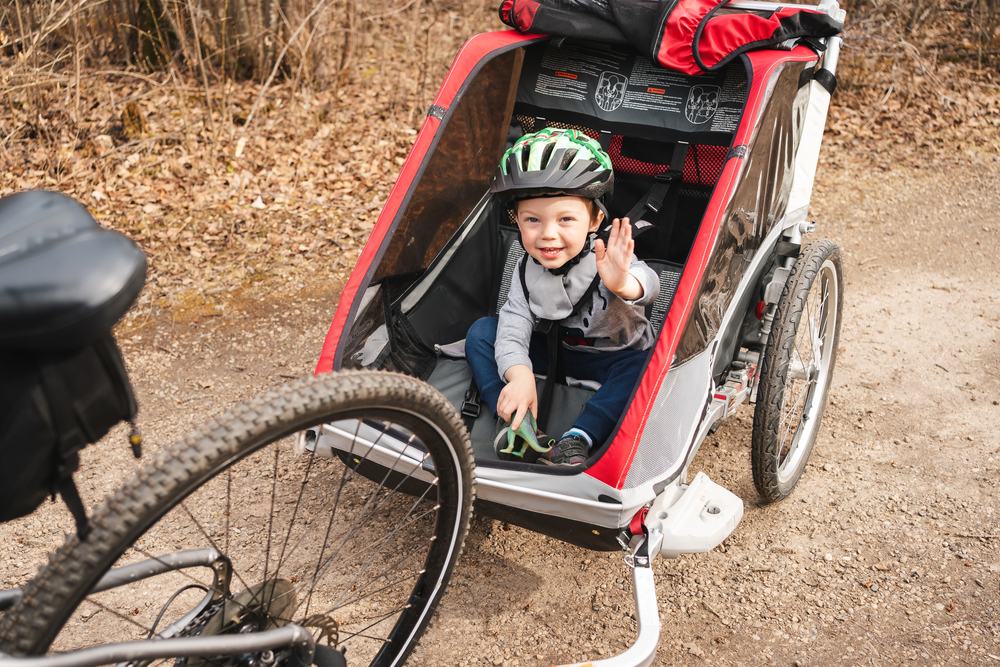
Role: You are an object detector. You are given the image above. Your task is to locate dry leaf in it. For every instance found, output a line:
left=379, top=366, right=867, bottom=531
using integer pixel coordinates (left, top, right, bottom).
left=684, top=642, right=704, bottom=657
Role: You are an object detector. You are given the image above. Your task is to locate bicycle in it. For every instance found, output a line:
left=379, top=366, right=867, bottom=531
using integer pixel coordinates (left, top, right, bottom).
left=0, top=192, right=476, bottom=667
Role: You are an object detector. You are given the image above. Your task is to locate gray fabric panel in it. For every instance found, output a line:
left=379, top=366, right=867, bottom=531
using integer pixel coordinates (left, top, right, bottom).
left=622, top=348, right=711, bottom=490
left=426, top=359, right=596, bottom=462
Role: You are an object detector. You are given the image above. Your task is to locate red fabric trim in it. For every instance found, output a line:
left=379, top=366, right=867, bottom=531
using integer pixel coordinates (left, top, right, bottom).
left=513, top=0, right=541, bottom=33
left=584, top=46, right=817, bottom=489
left=698, top=8, right=824, bottom=71
left=657, top=0, right=716, bottom=76
left=656, top=0, right=826, bottom=75
left=499, top=0, right=515, bottom=25
left=315, top=31, right=540, bottom=376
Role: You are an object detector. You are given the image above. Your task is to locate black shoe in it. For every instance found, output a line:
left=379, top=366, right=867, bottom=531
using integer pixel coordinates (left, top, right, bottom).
left=540, top=435, right=589, bottom=466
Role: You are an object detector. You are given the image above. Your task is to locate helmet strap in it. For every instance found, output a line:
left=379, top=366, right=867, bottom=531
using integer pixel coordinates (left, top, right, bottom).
left=594, top=199, right=610, bottom=225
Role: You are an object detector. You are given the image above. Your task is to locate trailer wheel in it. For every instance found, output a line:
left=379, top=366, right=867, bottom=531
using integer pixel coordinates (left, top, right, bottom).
left=752, top=240, right=844, bottom=503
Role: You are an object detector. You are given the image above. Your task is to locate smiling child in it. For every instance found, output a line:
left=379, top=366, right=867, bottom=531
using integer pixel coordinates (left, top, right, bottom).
left=465, top=129, right=660, bottom=466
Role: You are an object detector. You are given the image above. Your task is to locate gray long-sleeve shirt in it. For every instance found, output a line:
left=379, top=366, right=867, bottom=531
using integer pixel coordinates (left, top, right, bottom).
left=495, top=256, right=661, bottom=380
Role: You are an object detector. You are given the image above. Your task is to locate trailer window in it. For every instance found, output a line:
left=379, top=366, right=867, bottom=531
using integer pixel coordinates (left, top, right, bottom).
left=373, top=49, right=522, bottom=282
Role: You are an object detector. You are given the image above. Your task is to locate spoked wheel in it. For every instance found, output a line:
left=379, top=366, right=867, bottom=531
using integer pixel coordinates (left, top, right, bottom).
left=0, top=371, right=475, bottom=667
left=752, top=240, right=844, bottom=503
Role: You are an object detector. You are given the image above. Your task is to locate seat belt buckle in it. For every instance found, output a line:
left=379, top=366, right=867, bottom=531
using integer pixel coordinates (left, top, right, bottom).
left=654, top=170, right=681, bottom=183
left=461, top=389, right=481, bottom=419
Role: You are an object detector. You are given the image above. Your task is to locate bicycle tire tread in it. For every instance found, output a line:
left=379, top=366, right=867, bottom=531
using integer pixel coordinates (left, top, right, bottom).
left=0, top=371, right=475, bottom=658
left=751, top=240, right=843, bottom=503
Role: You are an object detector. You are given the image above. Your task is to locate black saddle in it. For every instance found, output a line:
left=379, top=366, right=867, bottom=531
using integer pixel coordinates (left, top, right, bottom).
left=0, top=190, right=146, bottom=349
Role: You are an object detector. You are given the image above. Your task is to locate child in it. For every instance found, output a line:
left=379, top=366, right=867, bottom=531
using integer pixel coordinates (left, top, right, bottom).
left=465, top=129, right=660, bottom=466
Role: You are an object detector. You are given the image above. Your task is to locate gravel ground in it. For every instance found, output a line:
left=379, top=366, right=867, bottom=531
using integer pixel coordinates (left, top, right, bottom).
left=1, top=156, right=998, bottom=666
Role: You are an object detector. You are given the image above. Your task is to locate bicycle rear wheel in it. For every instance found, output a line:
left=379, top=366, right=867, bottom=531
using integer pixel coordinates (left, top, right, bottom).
left=0, top=370, right=474, bottom=667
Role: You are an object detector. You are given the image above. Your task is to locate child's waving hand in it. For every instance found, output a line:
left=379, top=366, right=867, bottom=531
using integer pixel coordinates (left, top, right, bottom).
left=595, top=217, right=644, bottom=301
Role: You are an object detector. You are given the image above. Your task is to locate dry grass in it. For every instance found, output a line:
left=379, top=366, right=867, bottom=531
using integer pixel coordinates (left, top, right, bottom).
left=1, top=0, right=998, bottom=327
left=827, top=0, right=1000, bottom=167
left=1, top=0, right=499, bottom=327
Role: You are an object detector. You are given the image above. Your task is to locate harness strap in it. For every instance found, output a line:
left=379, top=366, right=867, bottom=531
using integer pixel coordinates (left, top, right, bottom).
left=598, top=130, right=612, bottom=152
left=520, top=256, right=603, bottom=432
left=537, top=323, right=562, bottom=433
left=460, top=379, right=481, bottom=433
left=624, top=142, right=689, bottom=224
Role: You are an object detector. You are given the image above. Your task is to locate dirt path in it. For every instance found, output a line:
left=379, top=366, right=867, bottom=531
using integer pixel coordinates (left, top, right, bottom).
left=2, top=156, right=998, bottom=666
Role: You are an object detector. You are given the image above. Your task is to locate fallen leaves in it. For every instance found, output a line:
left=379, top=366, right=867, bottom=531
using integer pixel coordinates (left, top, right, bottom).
left=0, top=2, right=498, bottom=324
left=683, top=642, right=705, bottom=657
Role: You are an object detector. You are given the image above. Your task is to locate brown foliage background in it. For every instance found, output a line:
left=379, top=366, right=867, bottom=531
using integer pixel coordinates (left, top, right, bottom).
left=1, top=0, right=998, bottom=324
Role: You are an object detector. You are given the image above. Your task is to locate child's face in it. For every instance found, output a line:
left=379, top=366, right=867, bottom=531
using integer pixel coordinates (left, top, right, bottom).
left=515, top=196, right=603, bottom=270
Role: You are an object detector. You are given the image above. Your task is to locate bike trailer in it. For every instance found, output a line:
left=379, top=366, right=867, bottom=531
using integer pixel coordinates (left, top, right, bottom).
left=312, top=0, right=845, bottom=559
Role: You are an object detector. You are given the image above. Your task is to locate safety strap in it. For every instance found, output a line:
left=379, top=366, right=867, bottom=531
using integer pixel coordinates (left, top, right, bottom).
left=460, top=379, right=481, bottom=433
left=624, top=142, right=689, bottom=261
left=520, top=257, right=604, bottom=432
left=813, top=68, right=836, bottom=94
left=536, top=322, right=563, bottom=433
left=38, top=363, right=91, bottom=540
left=624, top=142, right=688, bottom=224
left=598, top=130, right=612, bottom=152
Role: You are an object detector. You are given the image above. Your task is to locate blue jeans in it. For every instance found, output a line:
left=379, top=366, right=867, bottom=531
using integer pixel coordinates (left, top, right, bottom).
left=465, top=316, right=647, bottom=445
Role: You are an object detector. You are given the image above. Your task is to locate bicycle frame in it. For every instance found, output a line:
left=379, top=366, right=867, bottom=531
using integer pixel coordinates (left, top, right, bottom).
left=0, top=550, right=342, bottom=667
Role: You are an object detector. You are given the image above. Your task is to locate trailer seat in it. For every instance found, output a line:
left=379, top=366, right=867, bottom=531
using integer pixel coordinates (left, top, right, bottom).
left=511, top=115, right=724, bottom=266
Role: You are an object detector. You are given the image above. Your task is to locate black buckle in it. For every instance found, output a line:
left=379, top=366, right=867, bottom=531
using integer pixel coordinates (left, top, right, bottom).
left=461, top=389, right=481, bottom=419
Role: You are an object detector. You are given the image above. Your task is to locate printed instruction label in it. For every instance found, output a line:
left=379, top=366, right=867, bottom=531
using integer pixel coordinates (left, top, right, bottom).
left=518, top=41, right=747, bottom=137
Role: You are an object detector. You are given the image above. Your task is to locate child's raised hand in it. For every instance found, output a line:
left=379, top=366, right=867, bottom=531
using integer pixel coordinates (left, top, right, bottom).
left=595, top=217, right=643, bottom=301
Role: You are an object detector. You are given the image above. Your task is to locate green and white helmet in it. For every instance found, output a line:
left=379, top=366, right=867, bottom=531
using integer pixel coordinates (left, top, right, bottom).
left=491, top=128, right=614, bottom=205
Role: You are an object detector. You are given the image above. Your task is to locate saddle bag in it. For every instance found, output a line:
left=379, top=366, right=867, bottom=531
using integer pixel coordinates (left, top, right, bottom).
left=0, top=190, right=145, bottom=535
left=0, top=335, right=137, bottom=526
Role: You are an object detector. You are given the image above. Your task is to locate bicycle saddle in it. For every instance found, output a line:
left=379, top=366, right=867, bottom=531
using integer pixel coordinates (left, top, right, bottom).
left=0, top=190, right=146, bottom=350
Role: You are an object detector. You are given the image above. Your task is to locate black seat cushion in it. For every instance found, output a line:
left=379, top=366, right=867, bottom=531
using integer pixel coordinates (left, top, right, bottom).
left=0, top=191, right=147, bottom=350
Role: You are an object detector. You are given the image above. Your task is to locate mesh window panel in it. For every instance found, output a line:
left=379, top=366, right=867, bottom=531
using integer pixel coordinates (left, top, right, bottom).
left=497, top=242, right=525, bottom=309
left=516, top=115, right=598, bottom=137
left=681, top=145, right=728, bottom=187
left=622, top=349, right=712, bottom=490
left=515, top=117, right=726, bottom=188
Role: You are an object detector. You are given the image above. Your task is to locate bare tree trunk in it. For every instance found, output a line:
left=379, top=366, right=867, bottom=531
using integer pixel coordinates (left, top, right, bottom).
left=264, top=0, right=279, bottom=72
left=114, top=0, right=138, bottom=65
left=158, top=0, right=194, bottom=66
left=253, top=0, right=265, bottom=72
left=337, top=0, right=355, bottom=87
left=186, top=0, right=216, bottom=136
left=226, top=0, right=255, bottom=75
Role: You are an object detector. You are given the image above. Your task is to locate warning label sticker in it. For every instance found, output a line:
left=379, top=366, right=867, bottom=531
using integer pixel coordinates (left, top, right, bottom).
left=517, top=41, right=747, bottom=137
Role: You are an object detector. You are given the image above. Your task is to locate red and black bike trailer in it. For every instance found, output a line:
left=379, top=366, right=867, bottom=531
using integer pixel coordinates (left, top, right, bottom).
left=309, top=1, right=846, bottom=663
